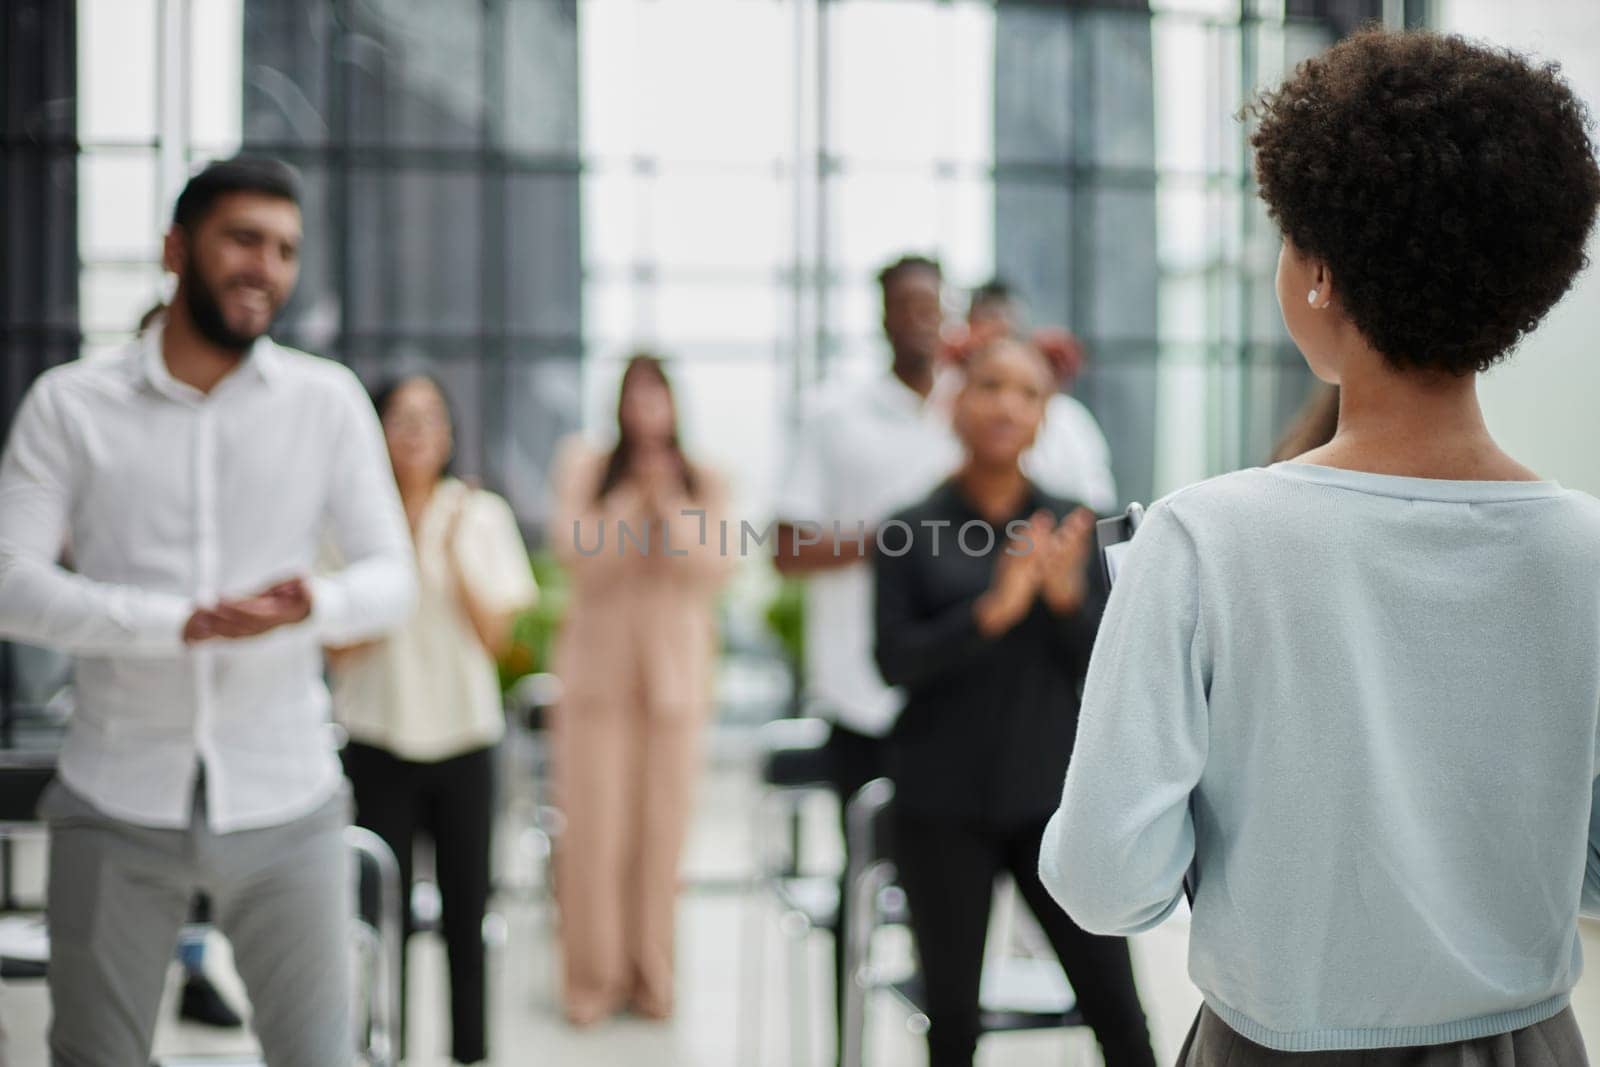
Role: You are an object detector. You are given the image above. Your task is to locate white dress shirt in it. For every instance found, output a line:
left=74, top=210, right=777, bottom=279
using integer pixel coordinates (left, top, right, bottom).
left=1022, top=393, right=1118, bottom=514
left=774, top=371, right=962, bottom=737
left=0, top=328, right=416, bottom=832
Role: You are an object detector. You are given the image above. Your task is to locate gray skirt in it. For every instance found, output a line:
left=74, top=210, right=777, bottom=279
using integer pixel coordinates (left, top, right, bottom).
left=1178, top=1005, right=1588, bottom=1067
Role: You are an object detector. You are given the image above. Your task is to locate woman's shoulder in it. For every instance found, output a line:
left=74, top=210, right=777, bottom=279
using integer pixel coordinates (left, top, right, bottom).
left=458, top=481, right=517, bottom=520
left=1539, top=488, right=1600, bottom=556
left=549, top=434, right=615, bottom=497
left=1130, top=468, right=1287, bottom=552
left=435, top=478, right=521, bottom=540
left=1148, top=468, right=1285, bottom=521
left=552, top=433, right=608, bottom=470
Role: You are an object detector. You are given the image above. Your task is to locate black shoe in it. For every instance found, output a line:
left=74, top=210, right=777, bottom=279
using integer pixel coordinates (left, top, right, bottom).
left=179, top=974, right=244, bottom=1028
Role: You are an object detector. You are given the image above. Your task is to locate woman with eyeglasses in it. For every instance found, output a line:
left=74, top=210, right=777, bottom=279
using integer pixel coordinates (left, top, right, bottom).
left=330, top=373, right=538, bottom=1066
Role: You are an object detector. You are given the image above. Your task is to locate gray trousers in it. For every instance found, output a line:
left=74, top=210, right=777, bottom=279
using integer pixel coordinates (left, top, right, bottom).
left=1180, top=1004, right=1588, bottom=1067
left=40, top=776, right=354, bottom=1067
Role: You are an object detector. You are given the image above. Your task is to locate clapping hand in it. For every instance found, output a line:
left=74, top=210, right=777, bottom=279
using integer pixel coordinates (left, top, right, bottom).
left=184, top=578, right=313, bottom=644
left=633, top=446, right=687, bottom=518
left=1033, top=508, right=1096, bottom=613
left=975, top=510, right=1053, bottom=636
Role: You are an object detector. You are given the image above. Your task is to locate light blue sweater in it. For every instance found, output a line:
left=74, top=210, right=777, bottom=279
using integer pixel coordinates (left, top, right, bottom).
left=1041, top=462, right=1600, bottom=1051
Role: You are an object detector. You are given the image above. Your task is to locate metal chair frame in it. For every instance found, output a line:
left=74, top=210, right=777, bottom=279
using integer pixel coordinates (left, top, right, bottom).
left=840, top=777, right=1094, bottom=1067
left=0, top=754, right=405, bottom=1067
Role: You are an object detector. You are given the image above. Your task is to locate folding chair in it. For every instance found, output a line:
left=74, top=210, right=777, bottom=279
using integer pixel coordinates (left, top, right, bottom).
left=840, top=778, right=1094, bottom=1067
left=738, top=716, right=839, bottom=1067
left=0, top=751, right=405, bottom=1066
left=0, top=750, right=55, bottom=982
left=150, top=827, right=403, bottom=1067
left=499, top=672, right=566, bottom=902
left=348, top=824, right=404, bottom=1067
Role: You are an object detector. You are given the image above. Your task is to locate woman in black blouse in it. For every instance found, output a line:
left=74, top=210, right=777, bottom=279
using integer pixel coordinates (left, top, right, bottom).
left=874, top=335, right=1155, bottom=1067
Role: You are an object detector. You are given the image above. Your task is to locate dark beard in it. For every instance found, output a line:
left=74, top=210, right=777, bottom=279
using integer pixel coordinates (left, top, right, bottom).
left=182, top=264, right=271, bottom=352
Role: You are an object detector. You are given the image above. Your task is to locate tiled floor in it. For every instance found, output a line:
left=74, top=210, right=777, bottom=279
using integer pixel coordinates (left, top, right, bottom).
left=5, top=763, right=1600, bottom=1066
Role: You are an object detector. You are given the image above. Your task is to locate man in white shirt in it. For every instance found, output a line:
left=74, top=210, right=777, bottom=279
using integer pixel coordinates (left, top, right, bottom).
left=0, top=158, right=416, bottom=1065
left=773, top=253, right=962, bottom=1061
left=967, top=279, right=1118, bottom=513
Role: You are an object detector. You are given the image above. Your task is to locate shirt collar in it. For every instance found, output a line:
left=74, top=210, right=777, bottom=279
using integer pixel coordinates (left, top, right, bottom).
left=871, top=368, right=936, bottom=419
left=139, top=321, right=281, bottom=400
left=935, top=474, right=1048, bottom=526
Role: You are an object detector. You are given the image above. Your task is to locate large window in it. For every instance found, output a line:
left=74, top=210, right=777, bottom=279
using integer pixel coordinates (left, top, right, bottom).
left=579, top=0, right=1382, bottom=514
left=78, top=0, right=243, bottom=363
left=990, top=0, right=1386, bottom=504
left=50, top=0, right=1388, bottom=529
left=1, top=2, right=79, bottom=757
left=239, top=0, right=583, bottom=528
left=71, top=0, right=583, bottom=530
left=2, top=1, right=78, bottom=434
left=578, top=0, right=998, bottom=521
left=2, top=0, right=1400, bottom=737
left=1149, top=0, right=1346, bottom=495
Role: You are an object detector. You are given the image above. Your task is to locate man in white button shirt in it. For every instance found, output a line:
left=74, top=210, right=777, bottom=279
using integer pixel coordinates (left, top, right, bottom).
left=0, top=158, right=416, bottom=1065
left=773, top=253, right=962, bottom=1062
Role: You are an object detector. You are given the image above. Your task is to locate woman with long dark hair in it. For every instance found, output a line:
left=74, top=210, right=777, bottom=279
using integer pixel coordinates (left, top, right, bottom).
left=330, top=373, right=538, bottom=1065
left=548, top=353, right=732, bottom=1026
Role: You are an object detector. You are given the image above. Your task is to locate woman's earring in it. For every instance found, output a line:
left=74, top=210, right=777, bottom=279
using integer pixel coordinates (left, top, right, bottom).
left=1306, top=289, right=1320, bottom=306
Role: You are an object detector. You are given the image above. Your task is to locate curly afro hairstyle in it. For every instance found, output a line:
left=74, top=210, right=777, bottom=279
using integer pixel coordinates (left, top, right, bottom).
left=1249, top=29, right=1600, bottom=376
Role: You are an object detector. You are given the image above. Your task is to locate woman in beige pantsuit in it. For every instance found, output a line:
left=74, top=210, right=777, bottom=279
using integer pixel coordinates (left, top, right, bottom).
left=549, top=354, right=732, bottom=1027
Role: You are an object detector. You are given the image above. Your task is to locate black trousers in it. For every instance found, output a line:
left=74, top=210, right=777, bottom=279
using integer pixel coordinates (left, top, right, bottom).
left=893, top=808, right=1158, bottom=1067
left=343, top=741, right=494, bottom=1065
left=825, top=722, right=889, bottom=1066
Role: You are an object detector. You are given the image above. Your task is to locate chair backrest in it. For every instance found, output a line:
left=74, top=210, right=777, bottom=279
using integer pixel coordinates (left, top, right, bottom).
left=345, top=826, right=403, bottom=1066
left=839, top=777, right=897, bottom=1067
left=758, top=716, right=833, bottom=788
left=0, top=752, right=57, bottom=826
left=844, top=776, right=894, bottom=879
left=506, top=672, right=564, bottom=733
left=346, top=826, right=399, bottom=932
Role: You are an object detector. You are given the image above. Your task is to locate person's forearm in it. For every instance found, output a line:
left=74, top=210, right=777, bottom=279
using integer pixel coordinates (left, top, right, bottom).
left=1041, top=581, right=1086, bottom=617
left=0, top=552, right=190, bottom=656
left=974, top=589, right=1032, bottom=637
left=773, top=524, right=871, bottom=575
left=325, top=640, right=381, bottom=670
left=876, top=595, right=998, bottom=689
left=308, top=552, right=417, bottom=647
left=452, top=576, right=519, bottom=659
left=1044, top=564, right=1107, bottom=674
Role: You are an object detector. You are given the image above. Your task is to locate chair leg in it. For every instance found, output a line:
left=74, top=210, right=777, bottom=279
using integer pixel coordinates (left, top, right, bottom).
left=841, top=865, right=892, bottom=1067
left=736, top=878, right=769, bottom=1066
left=787, top=919, right=812, bottom=1067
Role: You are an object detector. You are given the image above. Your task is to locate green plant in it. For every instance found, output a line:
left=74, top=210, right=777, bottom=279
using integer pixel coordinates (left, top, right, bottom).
left=498, top=550, right=570, bottom=692
left=763, top=577, right=805, bottom=670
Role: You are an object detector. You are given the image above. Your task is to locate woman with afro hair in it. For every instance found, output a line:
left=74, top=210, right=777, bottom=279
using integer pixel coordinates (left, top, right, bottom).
left=1040, top=28, right=1600, bottom=1066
